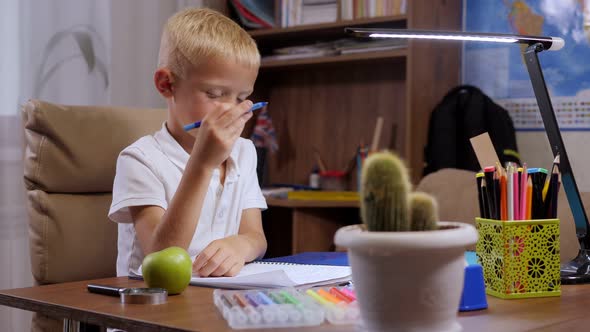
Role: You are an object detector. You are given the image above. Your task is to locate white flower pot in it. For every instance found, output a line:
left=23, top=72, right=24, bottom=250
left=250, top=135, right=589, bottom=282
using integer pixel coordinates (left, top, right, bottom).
left=334, top=222, right=478, bottom=332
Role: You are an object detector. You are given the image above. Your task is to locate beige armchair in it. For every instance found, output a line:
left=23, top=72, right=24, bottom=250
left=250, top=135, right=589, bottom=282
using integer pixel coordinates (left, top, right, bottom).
left=416, top=168, right=581, bottom=262
left=22, top=100, right=166, bottom=331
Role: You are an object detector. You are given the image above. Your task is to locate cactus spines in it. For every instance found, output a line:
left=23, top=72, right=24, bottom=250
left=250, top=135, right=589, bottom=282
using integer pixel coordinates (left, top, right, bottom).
left=361, top=151, right=411, bottom=232
left=409, top=192, right=439, bottom=231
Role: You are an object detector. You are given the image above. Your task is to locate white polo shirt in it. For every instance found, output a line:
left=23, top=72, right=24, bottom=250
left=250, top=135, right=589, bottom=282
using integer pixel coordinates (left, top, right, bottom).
left=108, top=123, right=267, bottom=276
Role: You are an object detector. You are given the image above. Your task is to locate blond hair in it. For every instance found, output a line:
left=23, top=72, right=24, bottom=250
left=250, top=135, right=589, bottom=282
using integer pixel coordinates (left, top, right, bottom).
left=158, top=8, right=260, bottom=79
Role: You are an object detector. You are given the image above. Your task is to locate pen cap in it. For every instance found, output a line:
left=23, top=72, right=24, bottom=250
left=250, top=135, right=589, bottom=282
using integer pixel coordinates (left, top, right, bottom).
left=459, top=264, right=487, bottom=311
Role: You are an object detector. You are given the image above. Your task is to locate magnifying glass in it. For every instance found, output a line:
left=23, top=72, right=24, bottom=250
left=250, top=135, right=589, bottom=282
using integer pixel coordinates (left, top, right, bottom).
left=87, top=284, right=168, bottom=305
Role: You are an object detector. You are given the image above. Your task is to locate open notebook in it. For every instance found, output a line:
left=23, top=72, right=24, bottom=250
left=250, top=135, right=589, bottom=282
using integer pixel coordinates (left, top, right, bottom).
left=131, top=261, right=351, bottom=289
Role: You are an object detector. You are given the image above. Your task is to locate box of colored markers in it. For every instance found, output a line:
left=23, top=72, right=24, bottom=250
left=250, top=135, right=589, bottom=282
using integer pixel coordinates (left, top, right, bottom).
left=475, top=217, right=561, bottom=299
left=213, top=285, right=359, bottom=329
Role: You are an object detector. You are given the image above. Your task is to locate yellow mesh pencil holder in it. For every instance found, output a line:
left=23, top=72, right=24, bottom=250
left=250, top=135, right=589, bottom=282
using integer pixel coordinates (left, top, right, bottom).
left=475, top=218, right=561, bottom=299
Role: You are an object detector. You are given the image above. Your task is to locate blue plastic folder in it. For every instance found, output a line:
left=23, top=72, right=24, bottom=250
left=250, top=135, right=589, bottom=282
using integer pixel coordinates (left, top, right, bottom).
left=260, top=252, right=349, bottom=266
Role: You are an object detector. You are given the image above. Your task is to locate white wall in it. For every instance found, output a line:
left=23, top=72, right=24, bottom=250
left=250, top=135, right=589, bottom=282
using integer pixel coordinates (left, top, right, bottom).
left=518, top=131, right=590, bottom=192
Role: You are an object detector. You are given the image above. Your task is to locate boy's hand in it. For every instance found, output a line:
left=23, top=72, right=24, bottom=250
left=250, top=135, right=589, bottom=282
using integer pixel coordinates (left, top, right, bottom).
left=190, top=101, right=253, bottom=171
left=192, top=237, right=246, bottom=277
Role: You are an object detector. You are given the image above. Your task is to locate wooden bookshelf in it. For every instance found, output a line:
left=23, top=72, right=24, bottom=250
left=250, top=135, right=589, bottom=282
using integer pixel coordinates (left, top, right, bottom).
left=249, top=14, right=407, bottom=39
left=243, top=0, right=461, bottom=187
left=260, top=48, right=407, bottom=69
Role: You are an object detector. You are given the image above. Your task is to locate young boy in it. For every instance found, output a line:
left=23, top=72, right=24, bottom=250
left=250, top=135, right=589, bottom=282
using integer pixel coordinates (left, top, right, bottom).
left=108, top=8, right=267, bottom=278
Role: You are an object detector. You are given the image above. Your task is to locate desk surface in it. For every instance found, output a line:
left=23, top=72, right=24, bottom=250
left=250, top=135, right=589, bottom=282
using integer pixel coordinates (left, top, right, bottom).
left=1, top=277, right=590, bottom=332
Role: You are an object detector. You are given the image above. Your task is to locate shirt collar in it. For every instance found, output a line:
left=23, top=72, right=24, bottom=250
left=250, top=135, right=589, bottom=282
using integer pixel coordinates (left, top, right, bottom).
left=154, top=122, right=241, bottom=182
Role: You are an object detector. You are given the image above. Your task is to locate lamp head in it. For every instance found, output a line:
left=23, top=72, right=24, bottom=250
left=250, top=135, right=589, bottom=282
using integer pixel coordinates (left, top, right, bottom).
left=345, top=28, right=565, bottom=51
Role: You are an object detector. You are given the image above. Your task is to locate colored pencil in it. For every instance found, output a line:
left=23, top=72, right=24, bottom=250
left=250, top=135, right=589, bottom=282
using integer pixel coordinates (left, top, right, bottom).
left=520, top=164, right=527, bottom=220
left=507, top=166, right=514, bottom=221
left=500, top=170, right=507, bottom=221
left=526, top=176, right=533, bottom=220
left=476, top=173, right=485, bottom=218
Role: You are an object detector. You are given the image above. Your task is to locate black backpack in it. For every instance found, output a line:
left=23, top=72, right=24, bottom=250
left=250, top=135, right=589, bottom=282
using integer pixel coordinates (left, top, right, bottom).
left=423, top=85, right=520, bottom=176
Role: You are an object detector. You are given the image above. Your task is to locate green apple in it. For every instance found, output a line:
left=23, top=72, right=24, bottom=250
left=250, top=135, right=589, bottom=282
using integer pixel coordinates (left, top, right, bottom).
left=141, top=246, right=192, bottom=295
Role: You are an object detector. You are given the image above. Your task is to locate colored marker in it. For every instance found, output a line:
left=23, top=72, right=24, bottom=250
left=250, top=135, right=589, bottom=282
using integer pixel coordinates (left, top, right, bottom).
left=257, top=292, right=289, bottom=323
left=305, top=289, right=347, bottom=321
left=233, top=293, right=262, bottom=324
left=268, top=291, right=302, bottom=322
left=329, top=287, right=354, bottom=303
left=339, top=287, right=356, bottom=301
left=220, top=294, right=247, bottom=325
left=256, top=291, right=274, bottom=305
left=183, top=101, right=268, bottom=131
left=317, top=289, right=344, bottom=305
left=245, top=293, right=275, bottom=323
left=279, top=290, right=303, bottom=308
left=306, top=289, right=332, bottom=306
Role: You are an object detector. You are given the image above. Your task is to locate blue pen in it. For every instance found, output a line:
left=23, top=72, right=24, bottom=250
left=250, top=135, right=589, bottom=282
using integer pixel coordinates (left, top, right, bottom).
left=183, top=101, right=268, bottom=131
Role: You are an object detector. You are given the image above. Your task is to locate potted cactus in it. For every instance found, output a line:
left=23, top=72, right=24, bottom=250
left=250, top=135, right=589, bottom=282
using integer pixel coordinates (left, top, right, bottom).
left=334, top=152, right=478, bottom=332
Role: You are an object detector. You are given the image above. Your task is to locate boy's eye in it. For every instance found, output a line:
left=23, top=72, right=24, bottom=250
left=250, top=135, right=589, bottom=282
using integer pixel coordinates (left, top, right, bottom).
left=206, top=92, right=221, bottom=98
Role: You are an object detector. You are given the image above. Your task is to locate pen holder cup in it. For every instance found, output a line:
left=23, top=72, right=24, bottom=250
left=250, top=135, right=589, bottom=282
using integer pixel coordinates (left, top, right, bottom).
left=320, top=171, right=348, bottom=191
left=475, top=218, right=561, bottom=299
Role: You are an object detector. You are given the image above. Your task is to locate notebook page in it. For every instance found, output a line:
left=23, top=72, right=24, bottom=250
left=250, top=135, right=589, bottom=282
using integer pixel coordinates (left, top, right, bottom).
left=133, top=262, right=351, bottom=289
left=189, top=269, right=296, bottom=289
left=280, top=264, right=351, bottom=286
left=190, top=262, right=351, bottom=289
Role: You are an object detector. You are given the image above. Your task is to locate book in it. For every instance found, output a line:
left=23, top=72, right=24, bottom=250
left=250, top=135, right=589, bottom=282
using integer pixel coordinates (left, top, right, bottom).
left=238, top=0, right=276, bottom=27
left=131, top=261, right=351, bottom=290
left=230, top=0, right=271, bottom=29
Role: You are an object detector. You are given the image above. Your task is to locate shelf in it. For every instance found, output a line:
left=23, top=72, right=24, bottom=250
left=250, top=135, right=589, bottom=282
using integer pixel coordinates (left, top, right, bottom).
left=249, top=14, right=407, bottom=39
left=266, top=197, right=360, bottom=208
left=249, top=15, right=407, bottom=51
left=260, top=48, right=407, bottom=69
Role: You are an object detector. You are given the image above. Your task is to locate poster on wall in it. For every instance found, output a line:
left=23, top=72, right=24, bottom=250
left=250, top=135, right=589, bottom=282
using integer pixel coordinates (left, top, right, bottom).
left=463, top=0, right=590, bottom=131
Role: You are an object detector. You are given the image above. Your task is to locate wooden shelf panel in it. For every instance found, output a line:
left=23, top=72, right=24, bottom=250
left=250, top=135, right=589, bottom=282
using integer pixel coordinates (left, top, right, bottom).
left=260, top=48, right=407, bottom=69
left=249, top=14, right=407, bottom=39
left=266, top=197, right=360, bottom=208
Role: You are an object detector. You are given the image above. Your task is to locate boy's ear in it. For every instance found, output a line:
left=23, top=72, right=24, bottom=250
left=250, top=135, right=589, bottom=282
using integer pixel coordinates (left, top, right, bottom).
left=154, top=68, right=175, bottom=98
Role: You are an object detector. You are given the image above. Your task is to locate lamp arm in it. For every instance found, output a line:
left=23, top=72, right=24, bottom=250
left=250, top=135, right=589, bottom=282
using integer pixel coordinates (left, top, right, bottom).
left=523, top=43, right=590, bottom=249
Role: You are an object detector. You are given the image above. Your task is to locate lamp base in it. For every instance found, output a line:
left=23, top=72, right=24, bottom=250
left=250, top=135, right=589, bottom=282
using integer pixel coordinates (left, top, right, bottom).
left=560, top=249, right=590, bottom=284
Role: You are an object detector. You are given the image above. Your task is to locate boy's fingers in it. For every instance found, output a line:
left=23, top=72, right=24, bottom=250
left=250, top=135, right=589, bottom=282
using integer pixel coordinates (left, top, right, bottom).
left=218, top=101, right=252, bottom=128
left=226, top=111, right=253, bottom=138
left=198, top=250, right=229, bottom=277
left=210, top=258, right=234, bottom=277
left=225, top=262, right=242, bottom=277
left=192, top=245, right=219, bottom=273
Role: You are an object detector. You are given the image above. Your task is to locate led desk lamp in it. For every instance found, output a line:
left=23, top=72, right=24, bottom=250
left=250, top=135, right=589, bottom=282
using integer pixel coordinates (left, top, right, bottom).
left=346, top=28, right=590, bottom=284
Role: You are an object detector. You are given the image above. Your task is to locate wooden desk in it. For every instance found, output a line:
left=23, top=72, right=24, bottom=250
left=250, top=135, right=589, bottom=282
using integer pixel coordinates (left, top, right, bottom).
left=2, top=277, right=590, bottom=332
left=264, top=198, right=359, bottom=256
